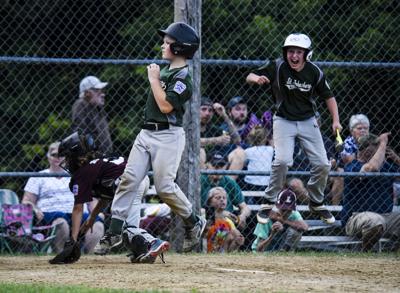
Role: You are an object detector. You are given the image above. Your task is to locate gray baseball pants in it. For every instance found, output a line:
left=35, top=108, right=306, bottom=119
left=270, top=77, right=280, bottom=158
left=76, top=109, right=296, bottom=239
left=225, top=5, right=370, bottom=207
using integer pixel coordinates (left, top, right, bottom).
left=264, top=115, right=331, bottom=204
left=111, top=126, right=193, bottom=223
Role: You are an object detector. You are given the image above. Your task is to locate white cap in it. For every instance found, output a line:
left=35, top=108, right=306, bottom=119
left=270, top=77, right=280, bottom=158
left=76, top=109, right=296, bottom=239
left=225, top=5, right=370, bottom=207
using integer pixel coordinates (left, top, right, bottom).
left=79, top=76, right=108, bottom=98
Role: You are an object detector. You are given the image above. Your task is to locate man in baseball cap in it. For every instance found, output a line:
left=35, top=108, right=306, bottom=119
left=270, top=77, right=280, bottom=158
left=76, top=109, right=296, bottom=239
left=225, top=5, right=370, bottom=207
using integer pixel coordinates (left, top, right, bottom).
left=79, top=76, right=108, bottom=99
left=252, top=188, right=308, bottom=252
left=201, top=96, right=213, bottom=107
left=72, top=75, right=113, bottom=153
left=226, top=96, right=245, bottom=110
left=208, top=151, right=229, bottom=168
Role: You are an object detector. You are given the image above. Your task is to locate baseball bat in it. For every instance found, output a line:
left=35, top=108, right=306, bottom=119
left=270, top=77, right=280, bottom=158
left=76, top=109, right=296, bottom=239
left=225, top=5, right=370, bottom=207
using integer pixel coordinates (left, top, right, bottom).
left=335, top=129, right=344, bottom=152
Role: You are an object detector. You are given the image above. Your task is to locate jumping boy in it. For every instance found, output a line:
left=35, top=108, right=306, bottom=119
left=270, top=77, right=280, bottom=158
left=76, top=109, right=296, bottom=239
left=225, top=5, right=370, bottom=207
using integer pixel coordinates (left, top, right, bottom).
left=246, top=33, right=342, bottom=224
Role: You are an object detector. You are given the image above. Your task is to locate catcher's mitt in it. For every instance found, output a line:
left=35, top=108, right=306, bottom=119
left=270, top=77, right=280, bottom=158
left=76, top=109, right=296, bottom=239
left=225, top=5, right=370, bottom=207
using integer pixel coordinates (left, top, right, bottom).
left=49, top=239, right=81, bottom=265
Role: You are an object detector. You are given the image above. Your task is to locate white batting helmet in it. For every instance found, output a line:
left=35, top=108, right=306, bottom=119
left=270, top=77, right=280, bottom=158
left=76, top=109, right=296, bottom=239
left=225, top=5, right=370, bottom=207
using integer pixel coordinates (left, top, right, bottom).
left=283, top=33, right=313, bottom=61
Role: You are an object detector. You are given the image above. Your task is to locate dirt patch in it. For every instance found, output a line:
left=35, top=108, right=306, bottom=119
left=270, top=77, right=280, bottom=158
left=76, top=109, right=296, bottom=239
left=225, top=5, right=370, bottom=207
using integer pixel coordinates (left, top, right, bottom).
left=0, top=253, right=399, bottom=292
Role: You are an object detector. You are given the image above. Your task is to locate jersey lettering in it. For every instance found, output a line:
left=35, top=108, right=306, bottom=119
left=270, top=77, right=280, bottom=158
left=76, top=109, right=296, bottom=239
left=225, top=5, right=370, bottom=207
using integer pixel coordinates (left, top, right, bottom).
left=284, top=77, right=312, bottom=92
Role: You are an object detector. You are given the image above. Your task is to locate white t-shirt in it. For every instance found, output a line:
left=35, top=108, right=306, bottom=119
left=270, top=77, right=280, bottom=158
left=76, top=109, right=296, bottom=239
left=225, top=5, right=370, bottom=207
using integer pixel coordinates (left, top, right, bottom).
left=24, top=169, right=75, bottom=213
left=244, top=145, right=274, bottom=186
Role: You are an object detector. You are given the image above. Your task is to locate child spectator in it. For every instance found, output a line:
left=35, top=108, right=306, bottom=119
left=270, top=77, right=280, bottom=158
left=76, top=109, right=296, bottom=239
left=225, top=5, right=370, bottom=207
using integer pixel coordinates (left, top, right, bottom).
left=252, top=188, right=308, bottom=252
left=205, top=187, right=245, bottom=253
left=201, top=152, right=251, bottom=229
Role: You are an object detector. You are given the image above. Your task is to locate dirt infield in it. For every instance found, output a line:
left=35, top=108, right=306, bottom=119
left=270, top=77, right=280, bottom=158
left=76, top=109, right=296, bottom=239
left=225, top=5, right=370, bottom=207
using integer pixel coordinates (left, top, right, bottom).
left=0, top=253, right=399, bottom=292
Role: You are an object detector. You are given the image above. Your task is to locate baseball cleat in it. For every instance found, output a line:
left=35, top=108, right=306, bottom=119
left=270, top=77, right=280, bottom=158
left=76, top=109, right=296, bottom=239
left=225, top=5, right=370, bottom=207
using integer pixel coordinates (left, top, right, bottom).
left=133, top=238, right=170, bottom=264
left=94, top=232, right=122, bottom=255
left=182, top=216, right=207, bottom=252
left=309, top=203, right=335, bottom=224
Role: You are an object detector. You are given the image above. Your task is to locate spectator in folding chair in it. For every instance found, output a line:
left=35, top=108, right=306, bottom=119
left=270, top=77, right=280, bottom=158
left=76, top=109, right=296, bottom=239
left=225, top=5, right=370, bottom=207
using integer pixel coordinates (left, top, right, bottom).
left=0, top=189, right=19, bottom=222
left=22, top=141, right=104, bottom=254
left=252, top=188, right=308, bottom=252
left=201, top=152, right=251, bottom=230
left=340, top=133, right=400, bottom=252
left=0, top=203, right=58, bottom=254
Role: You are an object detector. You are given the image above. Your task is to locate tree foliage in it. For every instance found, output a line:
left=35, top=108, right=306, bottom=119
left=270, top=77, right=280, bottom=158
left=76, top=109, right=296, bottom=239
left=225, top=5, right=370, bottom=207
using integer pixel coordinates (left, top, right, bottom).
left=0, top=0, right=399, bottom=185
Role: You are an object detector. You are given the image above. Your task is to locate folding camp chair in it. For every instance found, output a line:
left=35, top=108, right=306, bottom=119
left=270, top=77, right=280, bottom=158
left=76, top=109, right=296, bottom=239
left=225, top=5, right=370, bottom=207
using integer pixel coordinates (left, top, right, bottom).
left=0, top=189, right=20, bottom=253
left=0, top=203, right=58, bottom=254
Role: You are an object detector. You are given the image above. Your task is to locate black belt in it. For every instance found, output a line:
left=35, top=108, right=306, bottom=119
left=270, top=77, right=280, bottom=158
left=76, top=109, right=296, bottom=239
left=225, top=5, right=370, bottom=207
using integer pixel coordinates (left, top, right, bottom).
left=142, top=122, right=170, bottom=131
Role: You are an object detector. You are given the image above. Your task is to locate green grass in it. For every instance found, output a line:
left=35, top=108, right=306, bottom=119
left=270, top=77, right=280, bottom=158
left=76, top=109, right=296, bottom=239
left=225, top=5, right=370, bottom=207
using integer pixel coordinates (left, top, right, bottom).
left=0, top=283, right=169, bottom=293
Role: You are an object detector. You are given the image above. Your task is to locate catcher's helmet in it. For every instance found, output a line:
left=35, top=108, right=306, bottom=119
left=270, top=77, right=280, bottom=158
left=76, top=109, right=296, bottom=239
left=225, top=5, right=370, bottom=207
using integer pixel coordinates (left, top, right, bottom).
left=58, top=131, right=96, bottom=158
left=282, top=33, right=313, bottom=61
left=158, top=22, right=199, bottom=59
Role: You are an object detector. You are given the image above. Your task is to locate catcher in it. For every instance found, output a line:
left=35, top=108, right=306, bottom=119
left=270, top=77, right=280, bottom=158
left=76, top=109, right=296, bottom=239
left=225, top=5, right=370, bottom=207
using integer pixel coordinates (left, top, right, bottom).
left=49, top=131, right=169, bottom=264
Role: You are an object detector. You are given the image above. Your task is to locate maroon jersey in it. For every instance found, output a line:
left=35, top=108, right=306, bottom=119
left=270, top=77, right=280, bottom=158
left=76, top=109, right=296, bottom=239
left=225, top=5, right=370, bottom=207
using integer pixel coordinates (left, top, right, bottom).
left=69, top=156, right=126, bottom=204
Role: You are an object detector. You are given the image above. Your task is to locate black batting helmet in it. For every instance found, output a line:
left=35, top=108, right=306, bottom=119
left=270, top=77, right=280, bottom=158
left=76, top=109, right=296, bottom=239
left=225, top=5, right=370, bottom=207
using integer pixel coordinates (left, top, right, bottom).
left=158, top=22, right=199, bottom=59
left=58, top=131, right=96, bottom=158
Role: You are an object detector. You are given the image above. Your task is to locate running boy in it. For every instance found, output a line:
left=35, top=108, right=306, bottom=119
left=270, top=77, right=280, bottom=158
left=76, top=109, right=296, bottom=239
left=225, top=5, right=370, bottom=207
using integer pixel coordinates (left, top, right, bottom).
left=98, top=22, right=206, bottom=254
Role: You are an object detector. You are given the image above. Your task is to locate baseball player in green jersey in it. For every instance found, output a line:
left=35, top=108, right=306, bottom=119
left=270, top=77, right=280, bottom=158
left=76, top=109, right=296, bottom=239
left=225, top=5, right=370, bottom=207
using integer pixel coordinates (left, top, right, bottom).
left=96, top=22, right=206, bottom=254
left=246, top=33, right=342, bottom=225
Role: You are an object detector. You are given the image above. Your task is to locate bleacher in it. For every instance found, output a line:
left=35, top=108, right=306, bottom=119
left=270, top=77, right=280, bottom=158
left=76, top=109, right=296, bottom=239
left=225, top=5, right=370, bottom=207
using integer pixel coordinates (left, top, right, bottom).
left=242, top=190, right=399, bottom=252
left=142, top=187, right=398, bottom=252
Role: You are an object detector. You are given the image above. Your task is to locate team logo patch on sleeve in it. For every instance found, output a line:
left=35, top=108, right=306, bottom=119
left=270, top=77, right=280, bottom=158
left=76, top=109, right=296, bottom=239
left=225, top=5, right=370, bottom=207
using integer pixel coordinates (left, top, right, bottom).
left=173, top=81, right=186, bottom=94
left=72, top=184, right=79, bottom=196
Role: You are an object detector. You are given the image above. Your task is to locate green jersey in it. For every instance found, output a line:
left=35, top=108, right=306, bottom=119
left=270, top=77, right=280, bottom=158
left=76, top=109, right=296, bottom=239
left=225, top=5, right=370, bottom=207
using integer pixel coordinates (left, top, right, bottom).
left=144, top=65, right=193, bottom=127
left=255, top=58, right=333, bottom=121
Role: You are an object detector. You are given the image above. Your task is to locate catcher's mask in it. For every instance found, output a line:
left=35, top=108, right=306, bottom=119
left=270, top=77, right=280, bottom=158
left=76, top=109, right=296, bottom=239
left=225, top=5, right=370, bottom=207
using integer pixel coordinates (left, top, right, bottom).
left=58, top=132, right=96, bottom=157
left=282, top=33, right=313, bottom=62
left=158, top=22, right=199, bottom=59
left=58, top=132, right=97, bottom=173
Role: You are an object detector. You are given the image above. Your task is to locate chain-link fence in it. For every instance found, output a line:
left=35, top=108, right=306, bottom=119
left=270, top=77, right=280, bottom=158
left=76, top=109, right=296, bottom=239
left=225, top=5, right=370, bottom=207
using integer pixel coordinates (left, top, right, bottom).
left=1, top=1, right=399, bottom=255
